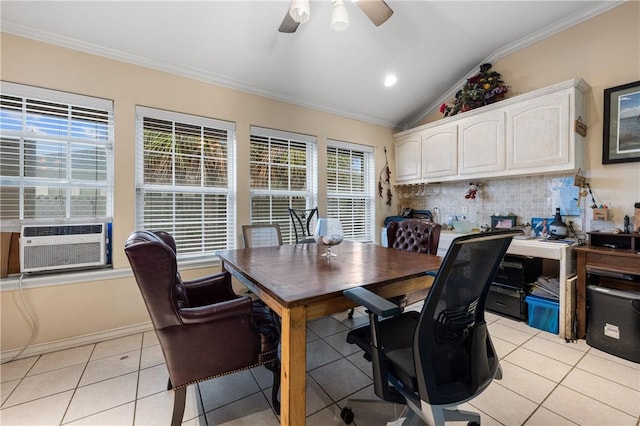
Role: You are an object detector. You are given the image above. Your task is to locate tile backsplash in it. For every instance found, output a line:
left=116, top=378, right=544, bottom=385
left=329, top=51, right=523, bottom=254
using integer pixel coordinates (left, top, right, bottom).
left=395, top=173, right=586, bottom=232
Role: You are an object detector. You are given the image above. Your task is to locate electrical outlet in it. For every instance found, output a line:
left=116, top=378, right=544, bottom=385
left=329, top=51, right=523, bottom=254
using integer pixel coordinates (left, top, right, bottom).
left=433, top=206, right=439, bottom=213
left=462, top=205, right=468, bottom=215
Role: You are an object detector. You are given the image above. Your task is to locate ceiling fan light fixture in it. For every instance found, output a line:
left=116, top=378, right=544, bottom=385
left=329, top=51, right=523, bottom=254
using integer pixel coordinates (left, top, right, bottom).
left=289, top=0, right=310, bottom=24
left=331, top=0, right=350, bottom=31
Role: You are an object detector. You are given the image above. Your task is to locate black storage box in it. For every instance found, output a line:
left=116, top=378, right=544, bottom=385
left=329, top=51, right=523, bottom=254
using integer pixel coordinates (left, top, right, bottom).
left=486, top=282, right=527, bottom=320
left=494, top=255, right=542, bottom=288
left=587, top=285, right=640, bottom=363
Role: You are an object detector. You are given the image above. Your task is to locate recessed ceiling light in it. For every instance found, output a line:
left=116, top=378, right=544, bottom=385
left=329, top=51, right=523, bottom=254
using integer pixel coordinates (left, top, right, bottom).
left=384, top=74, right=397, bottom=87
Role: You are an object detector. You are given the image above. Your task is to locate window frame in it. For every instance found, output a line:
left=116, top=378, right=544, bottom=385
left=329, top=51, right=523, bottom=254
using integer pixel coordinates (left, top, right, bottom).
left=249, top=126, right=318, bottom=244
left=135, top=106, right=236, bottom=259
left=0, top=81, right=114, bottom=228
left=326, top=139, right=375, bottom=242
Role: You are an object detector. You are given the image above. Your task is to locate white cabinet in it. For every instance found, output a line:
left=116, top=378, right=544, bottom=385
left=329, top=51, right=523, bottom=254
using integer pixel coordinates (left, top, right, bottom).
left=506, top=91, right=575, bottom=173
left=393, top=79, right=589, bottom=184
left=421, top=124, right=457, bottom=179
left=395, top=134, right=421, bottom=182
left=458, top=110, right=505, bottom=176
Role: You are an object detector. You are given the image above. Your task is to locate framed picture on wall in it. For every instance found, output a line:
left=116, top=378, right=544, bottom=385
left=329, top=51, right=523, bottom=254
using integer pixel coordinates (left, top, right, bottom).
left=603, top=80, right=640, bottom=164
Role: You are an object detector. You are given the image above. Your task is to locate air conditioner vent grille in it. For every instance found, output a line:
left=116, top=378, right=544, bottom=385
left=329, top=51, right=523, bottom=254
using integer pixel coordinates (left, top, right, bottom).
left=23, top=224, right=103, bottom=237
left=23, top=242, right=103, bottom=271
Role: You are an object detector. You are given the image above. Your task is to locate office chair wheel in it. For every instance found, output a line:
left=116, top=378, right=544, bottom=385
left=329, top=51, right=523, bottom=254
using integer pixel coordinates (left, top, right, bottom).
left=467, top=422, right=480, bottom=426
left=341, top=406, right=354, bottom=424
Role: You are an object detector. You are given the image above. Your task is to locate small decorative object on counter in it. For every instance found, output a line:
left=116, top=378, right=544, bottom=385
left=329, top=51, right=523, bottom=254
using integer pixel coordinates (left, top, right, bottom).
left=440, top=63, right=510, bottom=117
left=623, top=215, right=630, bottom=234
left=549, top=207, right=568, bottom=239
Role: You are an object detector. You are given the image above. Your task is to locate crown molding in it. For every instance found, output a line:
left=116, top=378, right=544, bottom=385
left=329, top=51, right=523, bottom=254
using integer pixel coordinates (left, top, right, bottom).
left=1, top=22, right=396, bottom=129
left=404, top=1, right=625, bottom=130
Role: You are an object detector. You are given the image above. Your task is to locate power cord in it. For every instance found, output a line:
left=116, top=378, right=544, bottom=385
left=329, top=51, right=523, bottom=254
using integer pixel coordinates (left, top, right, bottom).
left=6, top=273, right=39, bottom=363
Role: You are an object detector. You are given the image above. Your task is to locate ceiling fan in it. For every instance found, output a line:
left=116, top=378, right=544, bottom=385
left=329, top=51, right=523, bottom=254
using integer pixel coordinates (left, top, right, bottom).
left=279, top=0, right=393, bottom=33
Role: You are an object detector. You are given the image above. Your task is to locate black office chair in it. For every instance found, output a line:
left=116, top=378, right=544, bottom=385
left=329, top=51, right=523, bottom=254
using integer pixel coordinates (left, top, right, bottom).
left=288, top=207, right=318, bottom=243
left=342, top=230, right=521, bottom=426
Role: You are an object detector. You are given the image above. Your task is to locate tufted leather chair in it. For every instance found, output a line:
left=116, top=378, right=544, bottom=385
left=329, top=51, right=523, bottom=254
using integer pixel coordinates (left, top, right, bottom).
left=387, top=219, right=441, bottom=255
left=125, top=230, right=281, bottom=425
left=386, top=219, right=442, bottom=307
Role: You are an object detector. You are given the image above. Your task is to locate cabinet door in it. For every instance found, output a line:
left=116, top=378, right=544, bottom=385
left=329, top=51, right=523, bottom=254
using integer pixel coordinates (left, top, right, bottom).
left=395, top=134, right=421, bottom=182
left=421, top=124, right=457, bottom=178
left=506, top=92, right=570, bottom=171
left=458, top=110, right=506, bottom=176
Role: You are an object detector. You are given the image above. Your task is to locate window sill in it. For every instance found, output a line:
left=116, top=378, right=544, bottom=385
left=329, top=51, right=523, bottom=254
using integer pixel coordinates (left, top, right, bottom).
left=0, top=258, right=221, bottom=291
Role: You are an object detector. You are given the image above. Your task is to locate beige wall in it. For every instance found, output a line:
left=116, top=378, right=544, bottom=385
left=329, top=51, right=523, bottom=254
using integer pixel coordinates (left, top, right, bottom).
left=418, top=2, right=640, bottom=228
left=0, top=33, right=395, bottom=353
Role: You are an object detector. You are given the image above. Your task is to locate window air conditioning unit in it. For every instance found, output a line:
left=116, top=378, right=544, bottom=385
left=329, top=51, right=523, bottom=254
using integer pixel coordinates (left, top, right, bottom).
left=20, top=223, right=108, bottom=273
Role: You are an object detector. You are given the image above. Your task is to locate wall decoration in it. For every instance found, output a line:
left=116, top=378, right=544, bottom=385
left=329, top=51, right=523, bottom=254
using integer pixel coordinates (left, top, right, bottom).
left=378, top=146, right=392, bottom=206
left=603, top=80, right=640, bottom=164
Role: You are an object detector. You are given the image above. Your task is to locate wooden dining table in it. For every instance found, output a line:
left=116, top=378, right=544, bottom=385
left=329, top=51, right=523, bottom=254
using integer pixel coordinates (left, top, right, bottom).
left=216, top=240, right=442, bottom=425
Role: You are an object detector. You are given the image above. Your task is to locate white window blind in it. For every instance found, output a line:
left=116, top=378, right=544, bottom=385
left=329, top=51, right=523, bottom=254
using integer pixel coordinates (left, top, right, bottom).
left=249, top=126, right=317, bottom=244
left=327, top=140, right=375, bottom=242
left=0, top=82, right=114, bottom=228
left=135, top=106, right=236, bottom=258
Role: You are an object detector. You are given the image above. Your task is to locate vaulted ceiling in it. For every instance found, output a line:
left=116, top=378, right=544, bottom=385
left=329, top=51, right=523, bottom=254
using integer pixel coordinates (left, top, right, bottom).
left=0, top=1, right=620, bottom=129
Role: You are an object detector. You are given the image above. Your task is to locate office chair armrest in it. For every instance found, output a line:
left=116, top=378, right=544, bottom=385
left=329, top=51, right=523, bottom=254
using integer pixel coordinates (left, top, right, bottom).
left=183, top=271, right=236, bottom=304
left=343, top=287, right=402, bottom=318
left=179, top=295, right=252, bottom=324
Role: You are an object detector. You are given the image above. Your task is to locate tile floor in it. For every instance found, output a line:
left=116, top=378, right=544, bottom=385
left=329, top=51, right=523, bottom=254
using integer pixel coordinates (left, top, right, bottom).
left=1, top=305, right=639, bottom=426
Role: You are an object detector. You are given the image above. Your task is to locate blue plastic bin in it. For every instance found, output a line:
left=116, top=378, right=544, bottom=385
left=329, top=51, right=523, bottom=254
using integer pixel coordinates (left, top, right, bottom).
left=525, top=295, right=559, bottom=334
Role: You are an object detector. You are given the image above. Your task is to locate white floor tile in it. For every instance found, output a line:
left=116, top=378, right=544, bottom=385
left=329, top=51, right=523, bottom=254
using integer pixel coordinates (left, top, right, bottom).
left=307, top=316, right=349, bottom=338
left=306, top=338, right=343, bottom=370
left=91, top=334, right=142, bottom=361
left=140, top=344, right=165, bottom=369
left=542, top=385, right=637, bottom=425
left=1, top=379, right=20, bottom=406
left=524, top=406, right=577, bottom=425
left=488, top=322, right=536, bottom=346
left=323, top=329, right=362, bottom=357
left=498, top=360, right=557, bottom=403
left=561, top=368, right=640, bottom=417
left=142, top=330, right=159, bottom=348
left=587, top=346, right=640, bottom=370
left=3, top=364, right=84, bottom=407
left=79, top=349, right=141, bottom=386
left=0, top=390, right=73, bottom=425
left=0, top=356, right=38, bottom=382
left=199, top=369, right=260, bottom=412
left=309, top=358, right=371, bottom=402
left=137, top=363, right=169, bottom=399
left=63, top=371, right=138, bottom=423
left=64, top=402, right=135, bottom=425
left=205, top=391, right=278, bottom=426
left=522, top=335, right=586, bottom=366
left=28, top=345, right=93, bottom=376
left=346, top=351, right=373, bottom=379
left=576, top=353, right=640, bottom=390
left=469, top=381, right=538, bottom=425
left=134, top=386, right=202, bottom=425
left=305, top=403, right=344, bottom=426
left=504, top=347, right=573, bottom=382
left=495, top=316, right=539, bottom=335
left=491, top=335, right=518, bottom=359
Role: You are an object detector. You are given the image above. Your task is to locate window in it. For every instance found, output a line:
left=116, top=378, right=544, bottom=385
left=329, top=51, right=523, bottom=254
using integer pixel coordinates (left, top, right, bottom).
left=249, top=126, right=317, bottom=243
left=326, top=140, right=375, bottom=242
left=136, top=107, right=235, bottom=259
left=0, top=82, right=114, bottom=226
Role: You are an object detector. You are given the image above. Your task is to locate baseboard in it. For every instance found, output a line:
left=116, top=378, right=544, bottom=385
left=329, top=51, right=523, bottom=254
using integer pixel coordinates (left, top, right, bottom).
left=1, top=321, right=153, bottom=363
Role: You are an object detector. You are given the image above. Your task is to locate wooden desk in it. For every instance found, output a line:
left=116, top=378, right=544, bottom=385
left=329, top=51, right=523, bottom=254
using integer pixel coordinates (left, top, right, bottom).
left=574, top=245, right=640, bottom=338
left=216, top=241, right=441, bottom=426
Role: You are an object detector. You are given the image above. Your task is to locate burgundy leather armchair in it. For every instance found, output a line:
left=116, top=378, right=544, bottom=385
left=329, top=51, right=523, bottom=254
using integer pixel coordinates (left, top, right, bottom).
left=387, top=219, right=442, bottom=307
left=125, top=230, right=280, bottom=425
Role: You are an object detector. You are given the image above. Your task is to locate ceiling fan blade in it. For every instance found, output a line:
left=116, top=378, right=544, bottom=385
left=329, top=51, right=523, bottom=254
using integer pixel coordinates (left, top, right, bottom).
left=356, top=0, right=393, bottom=26
left=279, top=10, right=300, bottom=33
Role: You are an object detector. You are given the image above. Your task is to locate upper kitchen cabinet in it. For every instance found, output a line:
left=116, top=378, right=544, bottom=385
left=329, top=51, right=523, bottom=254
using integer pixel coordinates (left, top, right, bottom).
left=395, top=133, right=421, bottom=182
left=506, top=89, right=583, bottom=174
left=393, top=79, right=590, bottom=184
left=458, top=110, right=505, bottom=177
left=421, top=124, right=457, bottom=179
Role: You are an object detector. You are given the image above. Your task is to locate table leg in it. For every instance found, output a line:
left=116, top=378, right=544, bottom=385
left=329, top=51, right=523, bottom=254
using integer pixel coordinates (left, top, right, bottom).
left=280, top=305, right=307, bottom=426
